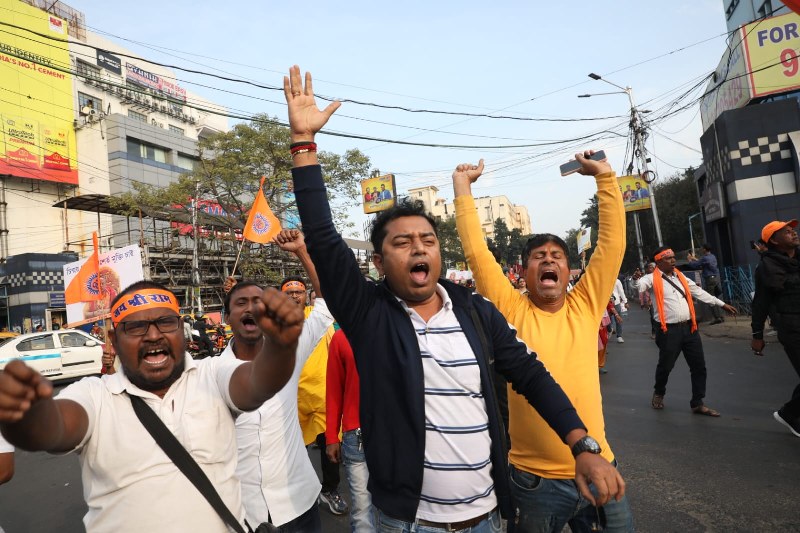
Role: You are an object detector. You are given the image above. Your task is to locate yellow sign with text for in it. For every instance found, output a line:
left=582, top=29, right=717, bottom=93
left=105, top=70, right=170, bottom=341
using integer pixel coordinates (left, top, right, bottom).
left=743, top=11, right=800, bottom=98
left=0, top=0, right=78, bottom=184
left=617, top=175, right=652, bottom=213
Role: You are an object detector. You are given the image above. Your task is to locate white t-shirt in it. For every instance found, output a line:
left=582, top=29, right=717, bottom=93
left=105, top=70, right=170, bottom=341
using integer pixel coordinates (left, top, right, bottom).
left=221, top=298, right=334, bottom=527
left=400, top=285, right=497, bottom=522
left=56, top=354, right=246, bottom=533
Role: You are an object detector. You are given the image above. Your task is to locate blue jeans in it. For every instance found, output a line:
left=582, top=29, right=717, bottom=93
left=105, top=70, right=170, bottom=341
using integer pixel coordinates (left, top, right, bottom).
left=342, top=429, right=375, bottom=532
left=376, top=508, right=502, bottom=532
left=510, top=464, right=634, bottom=533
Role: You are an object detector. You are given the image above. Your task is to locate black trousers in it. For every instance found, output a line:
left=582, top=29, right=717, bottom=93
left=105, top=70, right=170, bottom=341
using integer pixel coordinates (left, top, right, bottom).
left=776, top=315, right=800, bottom=419
left=704, top=276, right=723, bottom=320
left=654, top=321, right=708, bottom=408
left=315, top=432, right=340, bottom=493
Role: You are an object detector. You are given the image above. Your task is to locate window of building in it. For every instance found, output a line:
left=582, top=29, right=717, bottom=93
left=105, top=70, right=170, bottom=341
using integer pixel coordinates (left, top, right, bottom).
left=128, top=109, right=148, bottom=123
left=169, top=125, right=185, bottom=135
left=175, top=153, right=200, bottom=171
left=126, top=137, right=168, bottom=164
left=78, top=92, right=102, bottom=113
left=76, top=60, right=101, bottom=80
left=757, top=0, right=773, bottom=19
left=418, top=192, right=423, bottom=197
left=725, top=0, right=740, bottom=20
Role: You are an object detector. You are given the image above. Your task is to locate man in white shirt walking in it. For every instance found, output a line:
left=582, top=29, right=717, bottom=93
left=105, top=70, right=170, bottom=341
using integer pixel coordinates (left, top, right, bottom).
left=611, top=277, right=628, bottom=343
left=222, top=229, right=334, bottom=532
left=638, top=246, right=737, bottom=416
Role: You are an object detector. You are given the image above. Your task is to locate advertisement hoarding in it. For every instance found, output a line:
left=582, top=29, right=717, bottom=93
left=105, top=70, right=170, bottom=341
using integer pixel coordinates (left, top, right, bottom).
left=361, top=174, right=396, bottom=214
left=126, top=62, right=187, bottom=102
left=0, top=0, right=78, bottom=185
left=577, top=226, right=591, bottom=253
left=618, top=175, right=652, bottom=212
left=700, top=27, right=751, bottom=131
left=63, top=245, right=144, bottom=327
left=743, top=11, right=800, bottom=98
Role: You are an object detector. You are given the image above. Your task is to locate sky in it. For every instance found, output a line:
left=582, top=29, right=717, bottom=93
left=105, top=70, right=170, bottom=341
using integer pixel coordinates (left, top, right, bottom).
left=63, top=0, right=732, bottom=239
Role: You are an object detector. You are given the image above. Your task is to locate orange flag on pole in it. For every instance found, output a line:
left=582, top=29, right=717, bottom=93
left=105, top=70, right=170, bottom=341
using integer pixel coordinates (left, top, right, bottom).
left=64, top=232, right=102, bottom=304
left=243, top=177, right=282, bottom=244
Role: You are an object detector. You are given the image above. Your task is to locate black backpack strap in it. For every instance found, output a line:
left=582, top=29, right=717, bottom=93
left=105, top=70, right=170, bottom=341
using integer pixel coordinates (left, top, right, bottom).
left=128, top=394, right=250, bottom=533
left=662, top=274, right=687, bottom=300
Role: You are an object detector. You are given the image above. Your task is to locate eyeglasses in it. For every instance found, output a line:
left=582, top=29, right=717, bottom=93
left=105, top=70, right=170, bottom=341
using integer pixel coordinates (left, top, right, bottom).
left=118, top=315, right=181, bottom=336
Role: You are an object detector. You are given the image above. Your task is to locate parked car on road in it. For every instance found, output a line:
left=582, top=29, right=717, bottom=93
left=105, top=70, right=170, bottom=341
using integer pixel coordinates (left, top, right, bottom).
left=0, top=329, right=103, bottom=382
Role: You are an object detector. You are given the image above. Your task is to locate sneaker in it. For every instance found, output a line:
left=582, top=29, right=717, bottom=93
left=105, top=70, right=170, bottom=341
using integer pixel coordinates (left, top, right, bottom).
left=318, top=490, right=348, bottom=515
left=616, top=337, right=624, bottom=343
left=773, top=410, right=800, bottom=438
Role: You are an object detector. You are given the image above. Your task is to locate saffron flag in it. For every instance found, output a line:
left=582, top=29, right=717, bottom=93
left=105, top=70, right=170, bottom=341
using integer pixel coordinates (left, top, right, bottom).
left=64, top=232, right=102, bottom=304
left=243, top=176, right=282, bottom=244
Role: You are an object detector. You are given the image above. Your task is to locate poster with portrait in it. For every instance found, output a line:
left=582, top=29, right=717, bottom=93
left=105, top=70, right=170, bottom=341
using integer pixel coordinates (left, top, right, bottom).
left=63, top=245, right=144, bottom=327
left=577, top=226, right=592, bottom=253
left=361, top=174, right=397, bottom=214
left=617, top=175, right=652, bottom=212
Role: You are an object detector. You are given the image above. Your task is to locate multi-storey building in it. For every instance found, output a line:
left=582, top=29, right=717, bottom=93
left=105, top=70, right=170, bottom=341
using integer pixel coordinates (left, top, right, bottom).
left=407, top=185, right=532, bottom=241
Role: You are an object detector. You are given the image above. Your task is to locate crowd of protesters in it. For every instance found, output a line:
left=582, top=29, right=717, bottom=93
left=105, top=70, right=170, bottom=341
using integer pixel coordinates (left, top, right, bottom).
left=0, top=65, right=797, bottom=533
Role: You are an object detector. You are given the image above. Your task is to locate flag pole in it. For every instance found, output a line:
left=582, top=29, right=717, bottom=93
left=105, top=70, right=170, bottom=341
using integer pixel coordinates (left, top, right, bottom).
left=231, top=237, right=246, bottom=277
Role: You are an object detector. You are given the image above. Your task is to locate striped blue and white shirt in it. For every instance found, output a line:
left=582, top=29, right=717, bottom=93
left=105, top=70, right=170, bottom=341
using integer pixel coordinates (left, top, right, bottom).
left=398, top=284, right=497, bottom=522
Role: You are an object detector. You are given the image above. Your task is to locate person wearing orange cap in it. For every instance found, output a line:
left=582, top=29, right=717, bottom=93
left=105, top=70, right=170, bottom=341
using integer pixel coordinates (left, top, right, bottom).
left=751, top=219, right=800, bottom=438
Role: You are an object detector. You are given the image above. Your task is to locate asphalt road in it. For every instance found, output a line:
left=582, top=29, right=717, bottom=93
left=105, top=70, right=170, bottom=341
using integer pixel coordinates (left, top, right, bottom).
left=0, top=308, right=798, bottom=532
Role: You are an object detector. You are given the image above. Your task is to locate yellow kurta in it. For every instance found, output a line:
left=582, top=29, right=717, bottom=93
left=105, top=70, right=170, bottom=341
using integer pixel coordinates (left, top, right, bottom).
left=455, top=171, right=625, bottom=479
left=297, top=305, right=336, bottom=445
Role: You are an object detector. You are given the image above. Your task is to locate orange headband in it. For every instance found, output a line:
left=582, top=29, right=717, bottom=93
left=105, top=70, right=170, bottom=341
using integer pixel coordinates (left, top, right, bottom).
left=111, top=289, right=181, bottom=324
left=654, top=249, right=674, bottom=262
left=281, top=280, right=306, bottom=292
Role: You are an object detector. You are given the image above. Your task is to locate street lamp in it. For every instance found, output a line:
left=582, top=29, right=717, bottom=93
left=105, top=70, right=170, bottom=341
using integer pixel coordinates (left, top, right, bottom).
left=688, top=212, right=702, bottom=256
left=584, top=74, right=663, bottom=248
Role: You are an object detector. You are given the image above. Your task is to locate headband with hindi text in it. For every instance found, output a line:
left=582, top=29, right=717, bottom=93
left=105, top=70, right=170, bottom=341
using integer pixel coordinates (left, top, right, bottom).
left=111, top=289, right=181, bottom=324
left=281, top=280, right=306, bottom=292
left=654, top=249, right=675, bottom=262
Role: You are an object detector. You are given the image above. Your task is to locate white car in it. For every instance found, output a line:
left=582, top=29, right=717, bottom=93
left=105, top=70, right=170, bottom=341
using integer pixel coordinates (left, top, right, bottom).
left=0, top=329, right=103, bottom=382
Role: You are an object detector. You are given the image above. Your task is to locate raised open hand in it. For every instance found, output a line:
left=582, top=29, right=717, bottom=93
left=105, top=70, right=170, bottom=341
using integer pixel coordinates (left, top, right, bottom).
left=283, top=65, right=341, bottom=141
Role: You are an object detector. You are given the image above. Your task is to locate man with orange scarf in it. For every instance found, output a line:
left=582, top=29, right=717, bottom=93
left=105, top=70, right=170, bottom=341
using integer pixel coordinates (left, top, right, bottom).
left=638, top=246, right=737, bottom=416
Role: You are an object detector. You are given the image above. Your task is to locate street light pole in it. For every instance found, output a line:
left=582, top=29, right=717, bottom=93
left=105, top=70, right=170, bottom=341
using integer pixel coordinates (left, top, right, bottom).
left=585, top=74, right=664, bottom=246
left=688, top=212, right=702, bottom=256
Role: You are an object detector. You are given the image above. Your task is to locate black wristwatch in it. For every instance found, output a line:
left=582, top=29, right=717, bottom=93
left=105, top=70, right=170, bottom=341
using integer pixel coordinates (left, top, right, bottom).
left=571, top=435, right=602, bottom=457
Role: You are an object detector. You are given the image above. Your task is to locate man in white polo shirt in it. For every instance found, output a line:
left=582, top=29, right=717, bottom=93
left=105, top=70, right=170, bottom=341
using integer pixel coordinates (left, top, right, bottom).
left=222, top=229, right=334, bottom=532
left=0, top=280, right=303, bottom=532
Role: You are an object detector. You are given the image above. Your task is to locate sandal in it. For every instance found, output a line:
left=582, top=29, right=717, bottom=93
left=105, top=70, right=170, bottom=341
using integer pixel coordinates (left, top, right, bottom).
left=651, top=393, right=664, bottom=410
left=692, top=405, right=721, bottom=417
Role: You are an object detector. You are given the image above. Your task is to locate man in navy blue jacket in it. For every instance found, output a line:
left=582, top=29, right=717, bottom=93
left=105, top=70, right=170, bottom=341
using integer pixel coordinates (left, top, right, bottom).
left=283, top=65, right=624, bottom=532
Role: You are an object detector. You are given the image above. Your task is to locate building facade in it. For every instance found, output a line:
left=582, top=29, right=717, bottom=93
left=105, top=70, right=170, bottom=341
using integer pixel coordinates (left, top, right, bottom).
left=407, top=185, right=532, bottom=240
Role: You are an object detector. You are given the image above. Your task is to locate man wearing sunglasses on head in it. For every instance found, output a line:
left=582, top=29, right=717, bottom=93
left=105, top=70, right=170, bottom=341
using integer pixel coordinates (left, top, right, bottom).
left=0, top=280, right=303, bottom=533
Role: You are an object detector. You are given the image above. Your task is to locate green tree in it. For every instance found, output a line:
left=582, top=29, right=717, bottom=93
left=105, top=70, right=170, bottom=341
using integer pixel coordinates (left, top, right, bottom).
left=437, top=216, right=465, bottom=270
left=110, top=114, right=371, bottom=278
left=492, top=218, right=511, bottom=265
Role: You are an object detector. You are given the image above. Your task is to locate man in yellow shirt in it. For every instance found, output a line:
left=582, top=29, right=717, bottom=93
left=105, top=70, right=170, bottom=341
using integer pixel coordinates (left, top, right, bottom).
left=454, top=153, right=633, bottom=532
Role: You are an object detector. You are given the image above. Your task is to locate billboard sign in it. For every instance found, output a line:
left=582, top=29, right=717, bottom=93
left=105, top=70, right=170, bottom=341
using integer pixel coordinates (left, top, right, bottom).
left=618, top=175, right=652, bottom=212
left=63, top=245, right=144, bottom=327
left=0, top=0, right=78, bottom=185
left=96, top=49, right=121, bottom=75
left=700, top=27, right=751, bottom=131
left=361, top=174, right=396, bottom=214
left=577, top=226, right=591, bottom=253
left=743, top=11, right=800, bottom=98
left=126, top=62, right=187, bottom=102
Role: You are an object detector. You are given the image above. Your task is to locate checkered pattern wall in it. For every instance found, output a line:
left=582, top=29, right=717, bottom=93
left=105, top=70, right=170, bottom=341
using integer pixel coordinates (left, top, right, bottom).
left=728, top=134, right=792, bottom=166
left=6, top=271, right=63, bottom=288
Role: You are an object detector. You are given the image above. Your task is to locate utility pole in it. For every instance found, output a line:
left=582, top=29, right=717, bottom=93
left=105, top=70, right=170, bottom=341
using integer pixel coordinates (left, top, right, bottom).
left=581, top=74, right=664, bottom=255
left=191, top=180, right=203, bottom=314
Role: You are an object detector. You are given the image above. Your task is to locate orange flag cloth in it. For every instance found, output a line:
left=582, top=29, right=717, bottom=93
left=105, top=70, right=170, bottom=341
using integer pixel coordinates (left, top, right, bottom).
left=64, top=232, right=102, bottom=304
left=243, top=177, right=282, bottom=244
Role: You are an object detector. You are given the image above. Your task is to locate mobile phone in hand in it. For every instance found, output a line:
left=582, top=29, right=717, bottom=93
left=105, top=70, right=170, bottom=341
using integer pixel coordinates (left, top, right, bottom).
left=559, top=150, right=607, bottom=176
